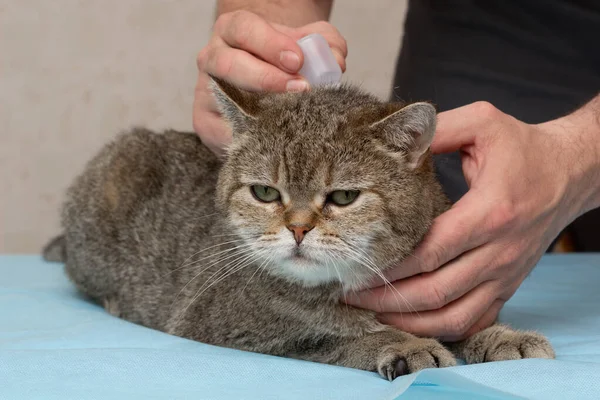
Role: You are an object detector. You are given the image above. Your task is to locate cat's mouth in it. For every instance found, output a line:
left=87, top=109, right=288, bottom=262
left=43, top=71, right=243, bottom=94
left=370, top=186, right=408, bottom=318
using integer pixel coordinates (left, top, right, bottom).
left=287, top=248, right=316, bottom=264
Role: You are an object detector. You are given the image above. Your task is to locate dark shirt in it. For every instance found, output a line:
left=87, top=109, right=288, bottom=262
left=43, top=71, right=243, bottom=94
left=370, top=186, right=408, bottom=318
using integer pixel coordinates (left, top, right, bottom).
left=393, top=0, right=600, bottom=250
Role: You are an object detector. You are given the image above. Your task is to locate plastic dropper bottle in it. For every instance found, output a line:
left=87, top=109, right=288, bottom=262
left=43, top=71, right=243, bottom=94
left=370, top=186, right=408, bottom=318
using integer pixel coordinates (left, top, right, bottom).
left=296, top=33, right=342, bottom=86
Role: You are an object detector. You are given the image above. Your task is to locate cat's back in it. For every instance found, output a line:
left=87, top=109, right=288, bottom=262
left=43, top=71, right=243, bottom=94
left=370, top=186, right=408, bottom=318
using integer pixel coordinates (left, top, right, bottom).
left=60, top=128, right=223, bottom=326
left=63, top=127, right=220, bottom=234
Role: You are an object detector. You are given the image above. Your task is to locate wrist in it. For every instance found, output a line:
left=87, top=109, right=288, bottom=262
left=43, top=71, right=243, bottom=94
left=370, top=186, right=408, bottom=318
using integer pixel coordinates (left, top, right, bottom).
left=541, top=96, right=600, bottom=218
left=216, top=0, right=332, bottom=26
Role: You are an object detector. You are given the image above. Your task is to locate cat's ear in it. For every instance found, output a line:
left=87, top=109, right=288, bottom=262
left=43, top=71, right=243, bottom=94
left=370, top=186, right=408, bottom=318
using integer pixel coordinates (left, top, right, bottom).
left=370, top=102, right=437, bottom=169
left=208, top=75, right=260, bottom=133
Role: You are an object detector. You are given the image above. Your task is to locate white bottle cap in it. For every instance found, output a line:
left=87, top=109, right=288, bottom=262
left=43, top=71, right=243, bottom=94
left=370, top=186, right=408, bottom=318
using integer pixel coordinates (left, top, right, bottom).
left=297, top=33, right=342, bottom=86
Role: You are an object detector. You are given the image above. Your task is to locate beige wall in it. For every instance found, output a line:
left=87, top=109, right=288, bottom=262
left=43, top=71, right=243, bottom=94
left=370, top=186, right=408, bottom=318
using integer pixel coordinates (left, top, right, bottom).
left=0, top=0, right=407, bottom=253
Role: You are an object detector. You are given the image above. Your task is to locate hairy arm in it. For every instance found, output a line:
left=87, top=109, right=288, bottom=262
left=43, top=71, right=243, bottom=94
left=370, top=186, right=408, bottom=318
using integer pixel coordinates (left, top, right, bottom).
left=217, top=0, right=334, bottom=26
left=556, top=93, right=600, bottom=214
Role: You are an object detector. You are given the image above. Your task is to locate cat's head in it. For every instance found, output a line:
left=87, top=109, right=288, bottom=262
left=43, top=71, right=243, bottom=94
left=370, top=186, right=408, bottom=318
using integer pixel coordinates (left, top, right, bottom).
left=210, top=77, right=445, bottom=290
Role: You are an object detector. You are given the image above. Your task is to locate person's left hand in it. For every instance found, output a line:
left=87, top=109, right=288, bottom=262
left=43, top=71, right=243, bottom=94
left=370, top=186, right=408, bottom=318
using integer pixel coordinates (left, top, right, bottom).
left=345, top=101, right=598, bottom=341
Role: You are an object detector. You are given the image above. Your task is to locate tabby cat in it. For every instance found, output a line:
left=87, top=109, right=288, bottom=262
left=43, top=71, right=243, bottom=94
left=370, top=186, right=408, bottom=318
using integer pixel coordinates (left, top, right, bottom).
left=43, top=77, right=554, bottom=380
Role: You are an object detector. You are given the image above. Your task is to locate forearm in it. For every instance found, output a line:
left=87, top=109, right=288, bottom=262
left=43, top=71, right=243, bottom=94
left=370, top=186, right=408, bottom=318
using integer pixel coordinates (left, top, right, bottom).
left=543, top=94, right=600, bottom=216
left=568, top=94, right=600, bottom=212
left=216, top=0, right=333, bottom=26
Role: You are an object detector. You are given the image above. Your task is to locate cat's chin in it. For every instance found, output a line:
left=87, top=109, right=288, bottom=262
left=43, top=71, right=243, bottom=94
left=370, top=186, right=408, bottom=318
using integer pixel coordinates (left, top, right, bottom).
left=267, top=256, right=370, bottom=290
left=285, top=253, right=316, bottom=266
left=274, top=257, right=334, bottom=287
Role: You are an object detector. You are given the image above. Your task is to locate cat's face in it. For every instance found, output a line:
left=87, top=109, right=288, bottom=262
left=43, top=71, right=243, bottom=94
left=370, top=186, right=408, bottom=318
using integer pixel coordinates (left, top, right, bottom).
left=211, top=78, right=445, bottom=289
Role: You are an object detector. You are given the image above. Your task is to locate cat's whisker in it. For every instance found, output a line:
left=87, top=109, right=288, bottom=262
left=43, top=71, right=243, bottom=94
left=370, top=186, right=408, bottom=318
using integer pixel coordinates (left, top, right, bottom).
left=325, top=249, right=351, bottom=314
left=351, top=247, right=423, bottom=318
left=330, top=256, right=344, bottom=285
left=335, top=248, right=380, bottom=284
left=193, top=249, right=260, bottom=296
left=340, top=247, right=400, bottom=294
left=323, top=250, right=333, bottom=283
left=256, top=252, right=273, bottom=281
left=179, top=242, right=255, bottom=270
left=342, top=255, right=402, bottom=313
left=335, top=249, right=363, bottom=285
left=185, top=246, right=259, bottom=279
left=164, top=243, right=255, bottom=278
left=343, top=239, right=427, bottom=292
left=342, top=245, right=394, bottom=292
left=200, top=255, right=260, bottom=298
left=337, top=245, right=420, bottom=317
left=187, top=246, right=258, bottom=280
left=178, top=253, right=262, bottom=322
left=325, top=249, right=345, bottom=286
left=240, top=250, right=269, bottom=296
left=340, top=241, right=379, bottom=270
left=340, top=243, right=389, bottom=283
left=209, top=233, right=249, bottom=238
left=174, top=239, right=249, bottom=271
left=327, top=250, right=353, bottom=286
left=172, top=250, right=258, bottom=318
left=168, top=247, right=257, bottom=313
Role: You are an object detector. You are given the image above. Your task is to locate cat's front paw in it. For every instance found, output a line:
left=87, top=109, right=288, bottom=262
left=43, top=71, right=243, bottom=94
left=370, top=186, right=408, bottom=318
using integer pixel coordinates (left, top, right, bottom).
left=462, top=325, right=555, bottom=364
left=377, top=338, right=456, bottom=381
left=484, top=330, right=555, bottom=362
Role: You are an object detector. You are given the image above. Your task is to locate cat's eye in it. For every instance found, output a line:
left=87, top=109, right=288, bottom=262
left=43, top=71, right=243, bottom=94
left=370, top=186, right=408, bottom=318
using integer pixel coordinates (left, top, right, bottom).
left=328, top=190, right=360, bottom=206
left=251, top=185, right=281, bottom=203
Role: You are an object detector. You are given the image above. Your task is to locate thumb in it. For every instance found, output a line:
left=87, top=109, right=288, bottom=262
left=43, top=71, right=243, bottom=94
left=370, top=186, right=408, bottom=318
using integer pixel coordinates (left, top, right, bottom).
left=432, top=101, right=500, bottom=154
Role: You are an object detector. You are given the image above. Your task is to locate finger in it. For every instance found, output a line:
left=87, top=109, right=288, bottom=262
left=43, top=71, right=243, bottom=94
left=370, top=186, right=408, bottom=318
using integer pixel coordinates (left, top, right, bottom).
left=199, top=43, right=307, bottom=92
left=215, top=11, right=304, bottom=73
left=193, top=110, right=232, bottom=156
left=194, top=73, right=220, bottom=114
left=382, top=190, right=494, bottom=283
left=330, top=47, right=347, bottom=73
left=431, top=101, right=505, bottom=154
left=346, top=245, right=494, bottom=313
left=275, top=22, right=347, bottom=72
left=442, top=299, right=504, bottom=342
left=377, top=281, right=501, bottom=339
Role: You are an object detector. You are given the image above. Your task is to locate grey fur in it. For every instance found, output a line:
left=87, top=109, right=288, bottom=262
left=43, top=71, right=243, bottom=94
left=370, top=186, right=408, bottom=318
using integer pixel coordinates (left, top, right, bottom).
left=43, top=78, right=554, bottom=380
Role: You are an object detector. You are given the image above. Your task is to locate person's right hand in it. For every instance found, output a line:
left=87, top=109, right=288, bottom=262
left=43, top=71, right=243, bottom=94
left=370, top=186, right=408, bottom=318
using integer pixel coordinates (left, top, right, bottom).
left=194, top=10, right=347, bottom=155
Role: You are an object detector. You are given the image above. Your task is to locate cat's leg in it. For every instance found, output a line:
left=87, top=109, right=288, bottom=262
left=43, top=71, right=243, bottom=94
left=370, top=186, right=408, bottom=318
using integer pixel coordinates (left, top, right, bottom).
left=448, top=323, right=555, bottom=364
left=299, top=329, right=456, bottom=381
left=102, top=296, right=121, bottom=317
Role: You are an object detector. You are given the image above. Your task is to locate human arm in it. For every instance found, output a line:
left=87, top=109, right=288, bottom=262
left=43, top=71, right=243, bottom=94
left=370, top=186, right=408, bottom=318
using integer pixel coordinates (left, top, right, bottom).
left=346, top=94, right=600, bottom=341
left=194, top=0, right=346, bottom=155
left=216, top=0, right=333, bottom=26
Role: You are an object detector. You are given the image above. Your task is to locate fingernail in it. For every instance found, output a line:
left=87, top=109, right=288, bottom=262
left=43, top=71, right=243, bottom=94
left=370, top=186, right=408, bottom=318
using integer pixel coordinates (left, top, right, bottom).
left=280, top=50, right=301, bottom=71
left=331, top=49, right=346, bottom=72
left=286, top=79, right=309, bottom=92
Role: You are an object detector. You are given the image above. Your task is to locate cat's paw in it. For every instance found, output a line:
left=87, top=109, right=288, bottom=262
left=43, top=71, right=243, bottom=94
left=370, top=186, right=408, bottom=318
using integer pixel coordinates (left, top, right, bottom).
left=483, top=330, right=555, bottom=362
left=461, top=325, right=555, bottom=364
left=102, top=296, right=121, bottom=317
left=377, top=338, right=456, bottom=381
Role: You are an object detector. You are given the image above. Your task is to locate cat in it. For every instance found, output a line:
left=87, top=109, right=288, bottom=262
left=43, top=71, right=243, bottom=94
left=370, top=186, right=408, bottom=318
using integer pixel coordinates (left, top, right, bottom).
left=43, top=76, right=554, bottom=380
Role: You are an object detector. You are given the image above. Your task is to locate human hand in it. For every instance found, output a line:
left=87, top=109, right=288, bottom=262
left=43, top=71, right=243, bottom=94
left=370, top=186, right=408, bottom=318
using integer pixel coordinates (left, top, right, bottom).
left=193, top=10, right=347, bottom=155
left=346, top=101, right=599, bottom=341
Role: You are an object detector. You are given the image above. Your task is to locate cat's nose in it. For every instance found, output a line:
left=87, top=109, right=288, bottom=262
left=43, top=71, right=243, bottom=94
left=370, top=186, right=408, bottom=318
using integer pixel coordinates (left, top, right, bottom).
left=286, top=223, right=314, bottom=246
